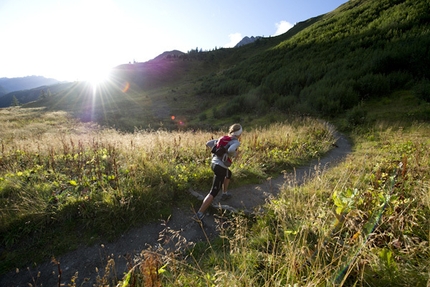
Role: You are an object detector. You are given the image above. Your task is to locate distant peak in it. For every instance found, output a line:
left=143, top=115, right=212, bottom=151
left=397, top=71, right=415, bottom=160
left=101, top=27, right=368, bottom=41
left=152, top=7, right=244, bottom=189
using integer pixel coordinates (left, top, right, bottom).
left=235, top=36, right=262, bottom=48
left=152, top=50, right=185, bottom=61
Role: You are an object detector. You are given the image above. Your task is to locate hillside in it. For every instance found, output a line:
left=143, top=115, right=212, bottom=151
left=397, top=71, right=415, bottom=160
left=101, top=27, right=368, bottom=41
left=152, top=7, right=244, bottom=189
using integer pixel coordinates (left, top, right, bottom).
left=0, top=76, right=62, bottom=98
left=23, top=0, right=430, bottom=132
left=0, top=82, right=75, bottom=108
left=195, top=0, right=430, bottom=120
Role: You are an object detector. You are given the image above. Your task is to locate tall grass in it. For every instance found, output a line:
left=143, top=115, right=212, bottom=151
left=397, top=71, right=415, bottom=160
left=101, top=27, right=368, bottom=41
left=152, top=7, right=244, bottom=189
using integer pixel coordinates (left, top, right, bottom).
left=0, top=107, right=335, bottom=274
left=118, top=122, right=429, bottom=286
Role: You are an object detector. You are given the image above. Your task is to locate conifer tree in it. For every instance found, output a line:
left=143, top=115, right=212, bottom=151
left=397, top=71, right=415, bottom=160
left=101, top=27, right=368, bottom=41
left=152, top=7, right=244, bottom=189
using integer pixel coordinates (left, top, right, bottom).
left=11, top=95, right=20, bottom=106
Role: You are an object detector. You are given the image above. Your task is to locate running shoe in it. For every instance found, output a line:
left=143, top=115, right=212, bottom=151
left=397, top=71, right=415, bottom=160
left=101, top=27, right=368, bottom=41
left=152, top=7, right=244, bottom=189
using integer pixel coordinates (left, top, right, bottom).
left=221, top=193, right=232, bottom=201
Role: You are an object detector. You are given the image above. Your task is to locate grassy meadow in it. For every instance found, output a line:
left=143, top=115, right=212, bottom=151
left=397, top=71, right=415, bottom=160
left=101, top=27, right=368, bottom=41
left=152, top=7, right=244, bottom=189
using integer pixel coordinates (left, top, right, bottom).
left=115, top=117, right=429, bottom=286
left=2, top=100, right=428, bottom=286
left=0, top=107, right=335, bottom=274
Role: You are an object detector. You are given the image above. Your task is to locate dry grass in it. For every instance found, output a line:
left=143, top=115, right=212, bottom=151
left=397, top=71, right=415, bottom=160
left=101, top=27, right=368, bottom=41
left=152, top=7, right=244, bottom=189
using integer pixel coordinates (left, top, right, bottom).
left=117, top=121, right=430, bottom=287
left=0, top=107, right=335, bottom=277
left=4, top=107, right=427, bottom=286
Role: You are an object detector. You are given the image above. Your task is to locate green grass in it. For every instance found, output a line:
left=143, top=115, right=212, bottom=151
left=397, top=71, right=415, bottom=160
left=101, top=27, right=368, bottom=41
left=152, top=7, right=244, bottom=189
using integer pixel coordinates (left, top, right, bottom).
left=110, top=91, right=429, bottom=287
left=0, top=107, right=335, bottom=274
left=2, top=80, right=429, bottom=287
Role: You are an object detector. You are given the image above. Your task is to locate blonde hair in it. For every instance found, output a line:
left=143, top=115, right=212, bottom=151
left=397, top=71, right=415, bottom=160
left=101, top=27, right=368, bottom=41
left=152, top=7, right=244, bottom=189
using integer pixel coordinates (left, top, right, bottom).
left=229, top=123, right=242, bottom=136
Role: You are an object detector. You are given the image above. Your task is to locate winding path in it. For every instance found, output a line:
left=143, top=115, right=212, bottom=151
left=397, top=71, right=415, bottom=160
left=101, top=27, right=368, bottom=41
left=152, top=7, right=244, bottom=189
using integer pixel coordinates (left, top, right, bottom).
left=0, top=133, right=352, bottom=287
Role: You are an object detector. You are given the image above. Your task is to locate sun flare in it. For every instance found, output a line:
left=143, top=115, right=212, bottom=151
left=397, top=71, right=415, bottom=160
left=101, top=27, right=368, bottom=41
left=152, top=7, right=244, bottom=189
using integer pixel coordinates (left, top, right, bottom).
left=82, top=66, right=112, bottom=86
left=88, top=71, right=110, bottom=86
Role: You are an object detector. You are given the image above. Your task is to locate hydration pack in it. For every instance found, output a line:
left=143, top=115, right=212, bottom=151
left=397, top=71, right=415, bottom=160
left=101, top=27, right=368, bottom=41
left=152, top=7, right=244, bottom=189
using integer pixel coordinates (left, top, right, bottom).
left=211, top=135, right=232, bottom=158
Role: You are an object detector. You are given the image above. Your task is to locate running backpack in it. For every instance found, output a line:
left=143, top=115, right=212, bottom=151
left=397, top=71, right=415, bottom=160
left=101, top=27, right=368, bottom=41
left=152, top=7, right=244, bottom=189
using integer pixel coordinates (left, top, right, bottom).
left=211, top=135, right=232, bottom=158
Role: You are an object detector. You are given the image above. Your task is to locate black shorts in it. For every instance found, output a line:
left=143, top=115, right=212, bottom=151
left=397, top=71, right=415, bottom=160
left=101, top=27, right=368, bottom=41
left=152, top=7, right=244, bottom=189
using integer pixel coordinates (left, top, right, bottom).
left=209, top=163, right=231, bottom=197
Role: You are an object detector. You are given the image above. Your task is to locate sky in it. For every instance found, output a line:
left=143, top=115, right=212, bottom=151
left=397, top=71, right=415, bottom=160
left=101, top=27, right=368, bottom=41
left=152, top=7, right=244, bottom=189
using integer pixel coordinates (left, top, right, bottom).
left=0, top=0, right=347, bottom=83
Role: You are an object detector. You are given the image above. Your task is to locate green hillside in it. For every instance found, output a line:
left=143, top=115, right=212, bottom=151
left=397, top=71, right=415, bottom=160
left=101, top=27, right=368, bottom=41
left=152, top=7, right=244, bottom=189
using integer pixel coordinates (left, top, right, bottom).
left=0, top=82, right=75, bottom=108
left=25, top=0, right=430, bottom=131
left=195, top=0, right=430, bottom=121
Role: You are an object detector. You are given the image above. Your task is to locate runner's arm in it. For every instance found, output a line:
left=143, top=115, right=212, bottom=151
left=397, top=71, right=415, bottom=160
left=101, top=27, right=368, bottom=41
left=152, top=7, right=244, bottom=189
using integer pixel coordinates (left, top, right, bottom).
left=206, top=139, right=217, bottom=149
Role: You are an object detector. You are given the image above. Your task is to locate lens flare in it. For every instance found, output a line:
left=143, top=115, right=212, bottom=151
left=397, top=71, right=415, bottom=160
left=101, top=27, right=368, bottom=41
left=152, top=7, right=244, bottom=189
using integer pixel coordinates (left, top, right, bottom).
left=122, top=82, right=130, bottom=93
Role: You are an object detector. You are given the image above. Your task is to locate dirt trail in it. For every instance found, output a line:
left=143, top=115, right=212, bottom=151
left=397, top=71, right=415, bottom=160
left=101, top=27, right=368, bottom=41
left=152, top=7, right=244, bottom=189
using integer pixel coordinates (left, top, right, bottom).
left=0, top=133, right=351, bottom=287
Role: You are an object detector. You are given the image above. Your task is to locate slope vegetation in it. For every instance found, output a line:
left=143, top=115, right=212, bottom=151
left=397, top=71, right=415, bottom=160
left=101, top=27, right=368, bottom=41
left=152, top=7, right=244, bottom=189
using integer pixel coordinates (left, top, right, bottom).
left=22, top=0, right=428, bottom=132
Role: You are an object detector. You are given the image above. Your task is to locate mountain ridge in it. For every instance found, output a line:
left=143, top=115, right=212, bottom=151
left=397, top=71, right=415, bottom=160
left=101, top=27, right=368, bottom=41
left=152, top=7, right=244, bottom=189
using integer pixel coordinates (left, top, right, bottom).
left=0, top=75, right=63, bottom=95
left=234, top=36, right=262, bottom=47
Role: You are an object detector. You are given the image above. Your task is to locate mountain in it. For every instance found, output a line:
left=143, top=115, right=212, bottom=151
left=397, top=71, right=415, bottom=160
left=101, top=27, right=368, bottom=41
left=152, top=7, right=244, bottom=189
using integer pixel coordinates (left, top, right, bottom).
left=234, top=36, right=262, bottom=47
left=151, top=50, right=186, bottom=60
left=0, top=82, right=75, bottom=108
left=0, top=84, right=7, bottom=96
left=0, top=76, right=62, bottom=96
left=24, top=0, right=430, bottom=131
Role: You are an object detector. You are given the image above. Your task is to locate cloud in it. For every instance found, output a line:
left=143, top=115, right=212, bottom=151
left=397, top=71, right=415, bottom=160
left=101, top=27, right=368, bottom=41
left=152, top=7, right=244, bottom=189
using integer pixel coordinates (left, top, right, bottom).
left=224, top=32, right=242, bottom=48
left=273, top=20, right=294, bottom=36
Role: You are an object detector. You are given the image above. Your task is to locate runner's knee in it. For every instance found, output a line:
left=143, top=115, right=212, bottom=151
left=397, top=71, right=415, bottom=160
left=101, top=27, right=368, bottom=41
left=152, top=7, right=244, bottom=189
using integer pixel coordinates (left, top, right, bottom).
left=210, top=189, right=220, bottom=197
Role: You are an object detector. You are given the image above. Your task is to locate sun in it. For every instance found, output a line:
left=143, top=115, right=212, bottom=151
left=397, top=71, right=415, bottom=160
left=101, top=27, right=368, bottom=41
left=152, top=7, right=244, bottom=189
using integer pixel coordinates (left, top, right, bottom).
left=83, top=66, right=112, bottom=86
left=43, top=0, right=123, bottom=85
left=88, top=70, right=110, bottom=86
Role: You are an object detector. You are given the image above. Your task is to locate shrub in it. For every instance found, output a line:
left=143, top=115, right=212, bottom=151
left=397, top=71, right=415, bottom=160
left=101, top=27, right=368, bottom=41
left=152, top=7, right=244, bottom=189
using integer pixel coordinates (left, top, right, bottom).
left=387, top=71, right=414, bottom=90
left=199, top=113, right=207, bottom=121
left=354, top=73, right=391, bottom=99
left=346, top=104, right=368, bottom=126
left=274, top=95, right=298, bottom=112
left=413, top=78, right=430, bottom=102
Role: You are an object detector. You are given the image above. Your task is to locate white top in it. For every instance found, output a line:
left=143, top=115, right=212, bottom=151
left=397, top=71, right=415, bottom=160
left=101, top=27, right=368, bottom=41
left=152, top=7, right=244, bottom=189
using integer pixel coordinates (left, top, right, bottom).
left=206, top=136, right=240, bottom=168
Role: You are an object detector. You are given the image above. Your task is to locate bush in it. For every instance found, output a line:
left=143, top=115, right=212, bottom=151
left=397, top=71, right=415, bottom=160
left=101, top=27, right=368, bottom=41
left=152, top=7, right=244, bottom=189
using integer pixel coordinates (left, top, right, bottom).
left=346, top=104, right=368, bottom=126
left=354, top=73, right=390, bottom=99
left=274, top=95, right=298, bottom=112
left=413, top=78, right=430, bottom=102
left=199, top=113, right=207, bottom=121
left=211, top=107, right=218, bottom=118
left=387, top=71, right=414, bottom=90
left=332, top=82, right=360, bottom=110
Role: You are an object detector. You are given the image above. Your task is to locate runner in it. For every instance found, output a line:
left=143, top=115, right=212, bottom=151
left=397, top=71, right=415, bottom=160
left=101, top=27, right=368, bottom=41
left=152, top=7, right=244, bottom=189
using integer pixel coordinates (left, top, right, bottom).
left=193, top=123, right=242, bottom=222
